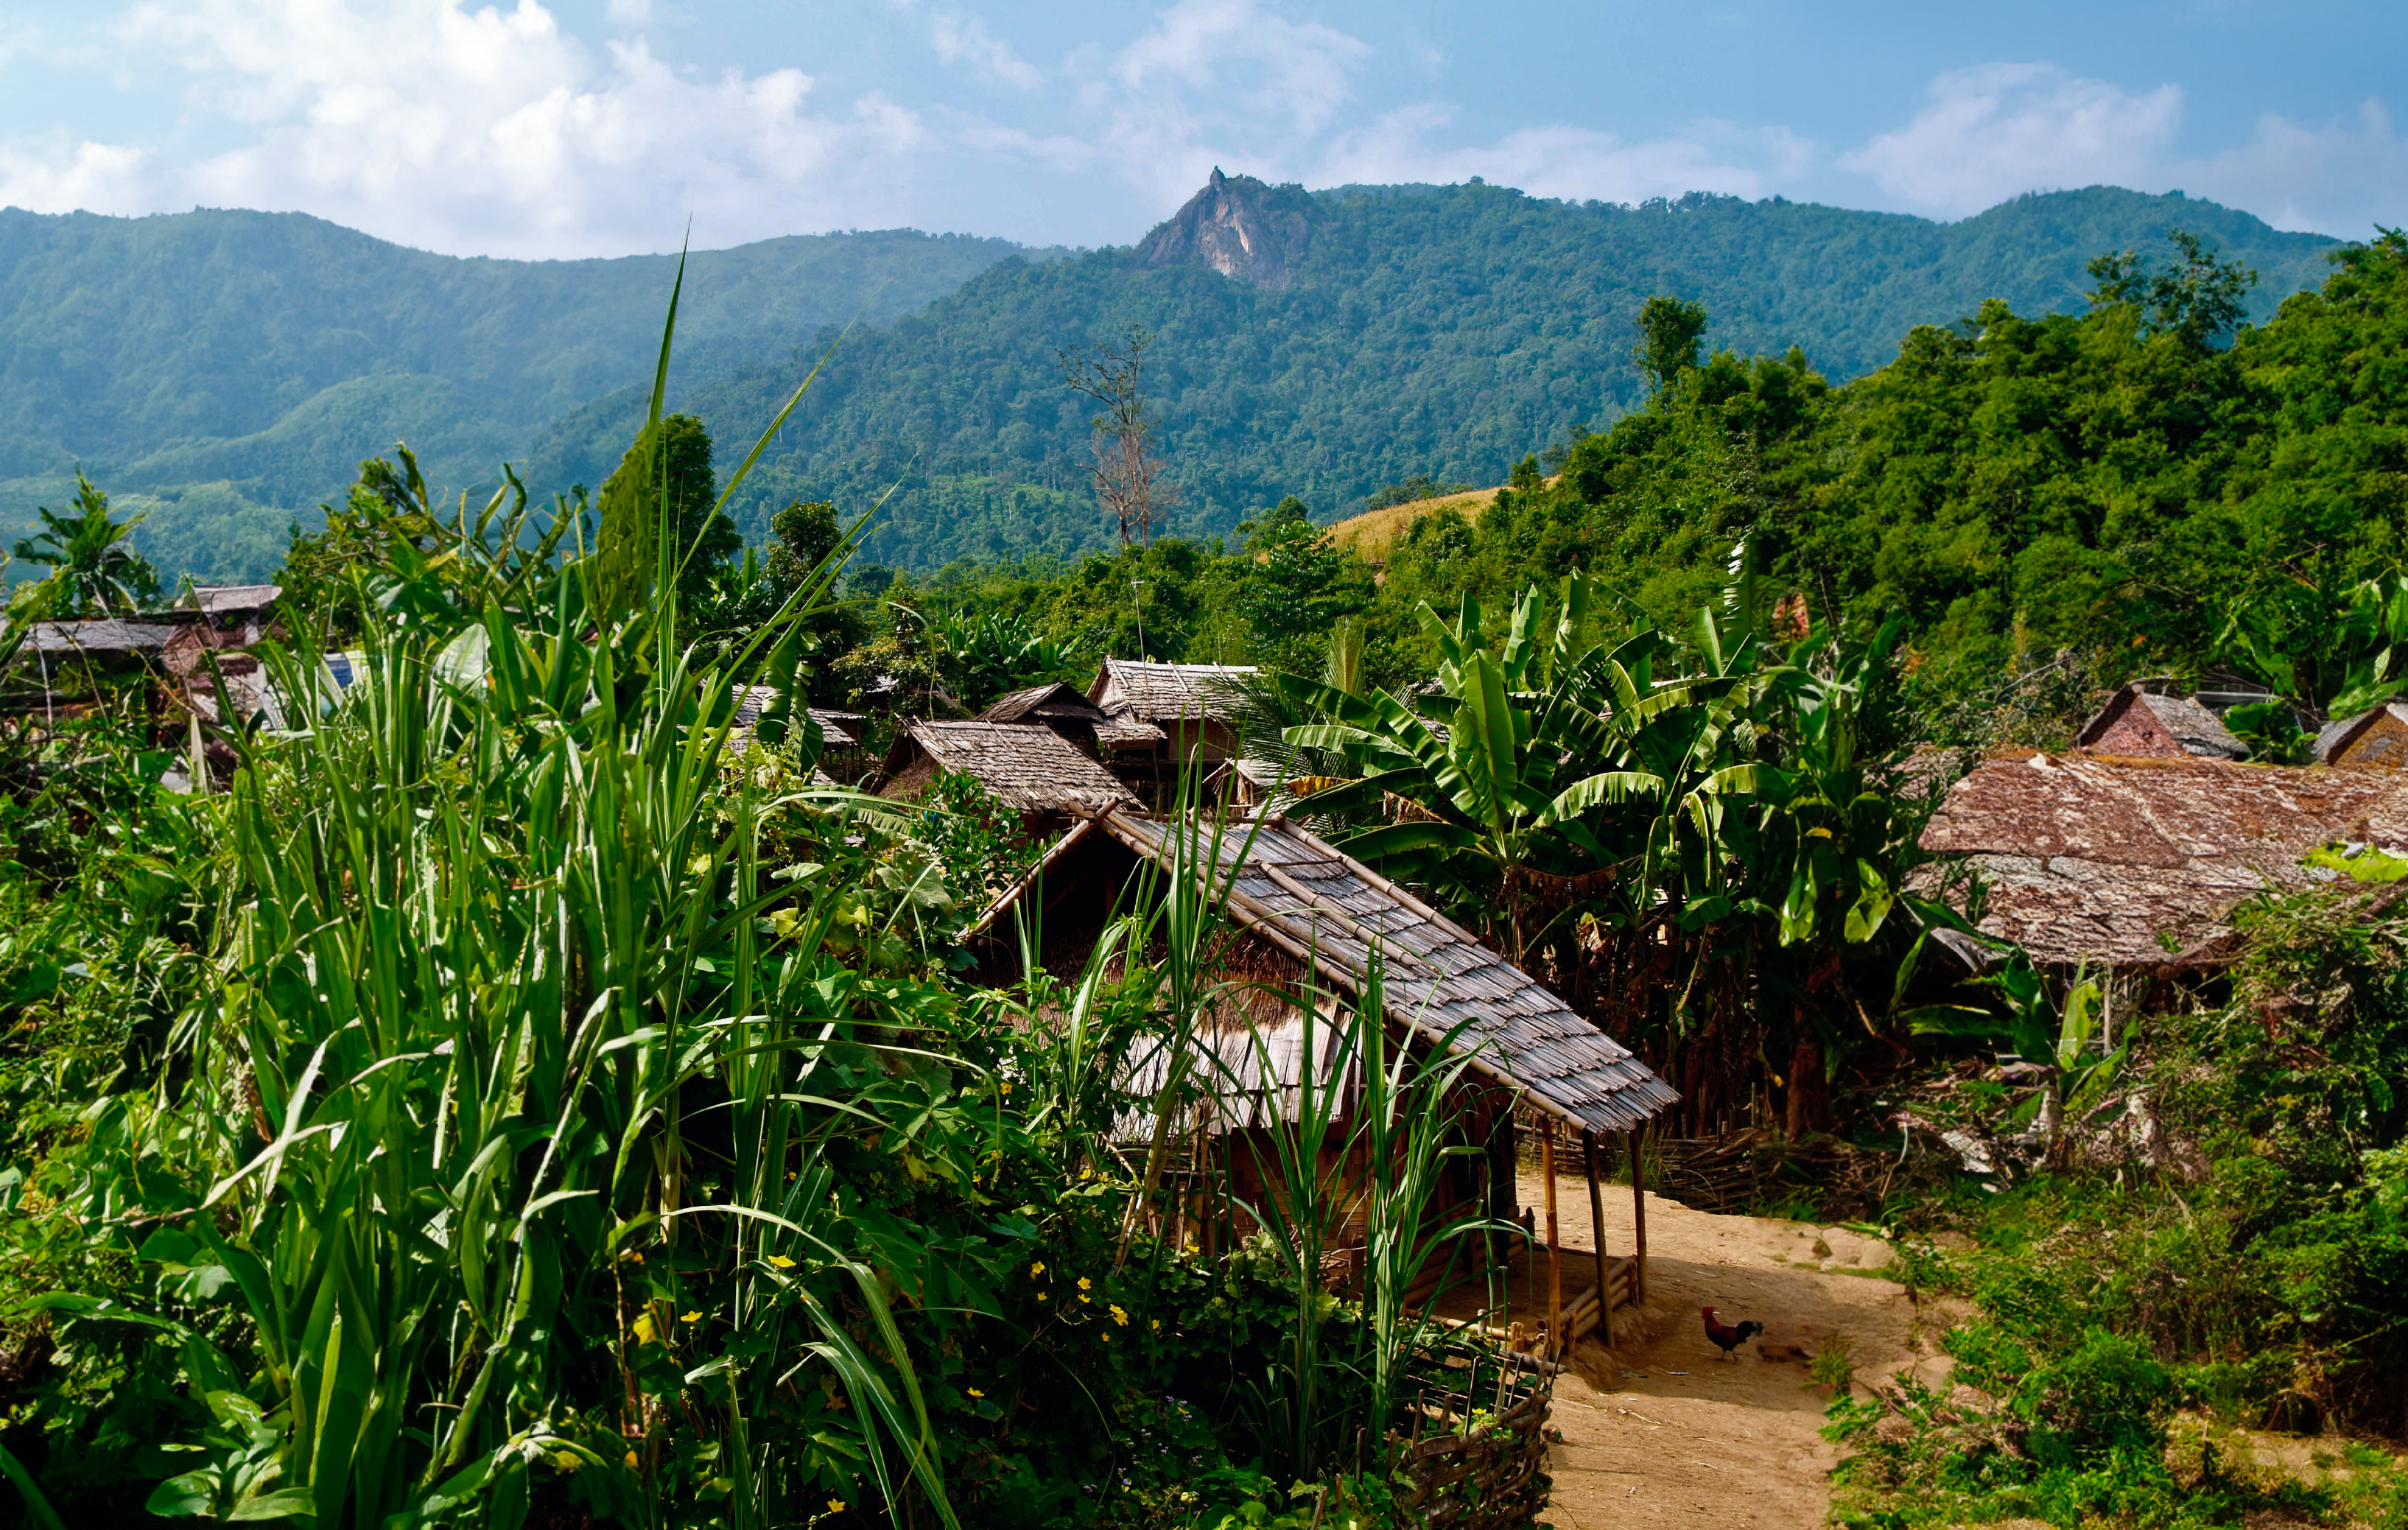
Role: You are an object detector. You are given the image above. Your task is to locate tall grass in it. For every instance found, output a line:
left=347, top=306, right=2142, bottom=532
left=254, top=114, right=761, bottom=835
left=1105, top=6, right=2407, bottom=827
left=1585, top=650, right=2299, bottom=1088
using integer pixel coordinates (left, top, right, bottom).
left=1216, top=953, right=1494, bottom=1478
left=46, top=267, right=978, bottom=1528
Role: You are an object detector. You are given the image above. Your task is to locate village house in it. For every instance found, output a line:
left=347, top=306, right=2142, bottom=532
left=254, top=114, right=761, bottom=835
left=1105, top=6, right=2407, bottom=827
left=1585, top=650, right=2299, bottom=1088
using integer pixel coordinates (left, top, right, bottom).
left=969, top=806, right=1678, bottom=1355
left=1917, top=750, right=2408, bottom=971
left=2319, top=701, right=2408, bottom=769
left=874, top=719, right=1140, bottom=832
left=976, top=681, right=1115, bottom=752
left=1085, top=658, right=1257, bottom=805
left=2073, top=681, right=2250, bottom=760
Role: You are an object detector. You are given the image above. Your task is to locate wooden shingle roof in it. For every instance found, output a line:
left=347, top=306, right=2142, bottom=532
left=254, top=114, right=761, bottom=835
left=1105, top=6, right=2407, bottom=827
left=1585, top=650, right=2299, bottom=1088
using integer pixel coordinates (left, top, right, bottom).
left=1019, top=811, right=1676, bottom=1133
left=1089, top=659, right=1257, bottom=723
left=884, top=720, right=1140, bottom=815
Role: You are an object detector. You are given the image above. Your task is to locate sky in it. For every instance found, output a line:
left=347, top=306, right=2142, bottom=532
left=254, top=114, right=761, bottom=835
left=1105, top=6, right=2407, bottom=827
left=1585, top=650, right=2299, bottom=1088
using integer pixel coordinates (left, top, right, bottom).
left=1, top=0, right=2403, bottom=261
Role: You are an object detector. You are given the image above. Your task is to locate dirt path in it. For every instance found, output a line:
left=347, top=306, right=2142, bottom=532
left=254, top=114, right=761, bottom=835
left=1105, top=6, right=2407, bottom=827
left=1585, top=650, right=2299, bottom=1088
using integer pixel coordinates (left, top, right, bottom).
left=1517, top=1167, right=1950, bottom=1530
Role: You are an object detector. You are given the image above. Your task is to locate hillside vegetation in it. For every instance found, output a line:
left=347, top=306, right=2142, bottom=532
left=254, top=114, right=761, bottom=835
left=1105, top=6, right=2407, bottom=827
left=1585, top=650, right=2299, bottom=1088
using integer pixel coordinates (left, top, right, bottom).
left=0, top=180, right=2340, bottom=583
left=644, top=179, right=2337, bottom=569
left=7, top=211, right=2408, bottom=1530
left=0, top=211, right=1041, bottom=577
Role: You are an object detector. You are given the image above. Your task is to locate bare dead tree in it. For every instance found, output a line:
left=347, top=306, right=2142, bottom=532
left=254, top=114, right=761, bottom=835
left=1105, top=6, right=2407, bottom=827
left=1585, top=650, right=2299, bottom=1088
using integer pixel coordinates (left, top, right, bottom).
left=1061, top=323, right=1178, bottom=546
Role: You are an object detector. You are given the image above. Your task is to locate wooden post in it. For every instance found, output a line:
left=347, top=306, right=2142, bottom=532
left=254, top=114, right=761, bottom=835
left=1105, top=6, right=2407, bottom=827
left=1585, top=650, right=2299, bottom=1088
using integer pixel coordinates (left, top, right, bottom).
left=1542, top=1117, right=1561, bottom=1356
left=1626, top=1127, right=1649, bottom=1307
left=1582, top=1129, right=1611, bottom=1332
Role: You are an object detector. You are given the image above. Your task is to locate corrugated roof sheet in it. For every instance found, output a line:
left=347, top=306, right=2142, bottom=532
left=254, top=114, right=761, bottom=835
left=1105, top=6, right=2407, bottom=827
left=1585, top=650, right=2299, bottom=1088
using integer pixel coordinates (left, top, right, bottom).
left=1089, top=812, right=1677, bottom=1134
left=1917, top=751, right=2408, bottom=964
left=1089, top=658, right=1257, bottom=723
left=886, top=720, right=1140, bottom=814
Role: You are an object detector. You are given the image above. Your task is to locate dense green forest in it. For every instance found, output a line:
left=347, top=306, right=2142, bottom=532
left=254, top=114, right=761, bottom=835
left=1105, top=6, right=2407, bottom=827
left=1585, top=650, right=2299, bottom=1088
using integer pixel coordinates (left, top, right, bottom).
left=0, top=180, right=2339, bottom=583
left=0, top=211, right=1042, bottom=578
left=598, top=179, right=2339, bottom=569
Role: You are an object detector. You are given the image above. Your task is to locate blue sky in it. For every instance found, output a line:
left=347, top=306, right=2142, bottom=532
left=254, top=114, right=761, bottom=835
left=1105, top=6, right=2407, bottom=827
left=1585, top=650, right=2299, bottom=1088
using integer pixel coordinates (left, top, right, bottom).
left=1, top=0, right=2401, bottom=259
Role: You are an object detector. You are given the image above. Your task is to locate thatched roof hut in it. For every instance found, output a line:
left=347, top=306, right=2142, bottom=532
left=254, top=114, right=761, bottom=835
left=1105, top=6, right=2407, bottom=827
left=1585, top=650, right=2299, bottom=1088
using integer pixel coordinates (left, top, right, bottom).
left=1917, top=751, right=2408, bottom=966
left=875, top=720, right=1140, bottom=821
left=1087, top=659, right=1257, bottom=724
left=1085, top=659, right=1259, bottom=805
left=2074, top=683, right=2249, bottom=761
left=970, top=807, right=1677, bottom=1347
left=972, top=810, right=1674, bottom=1134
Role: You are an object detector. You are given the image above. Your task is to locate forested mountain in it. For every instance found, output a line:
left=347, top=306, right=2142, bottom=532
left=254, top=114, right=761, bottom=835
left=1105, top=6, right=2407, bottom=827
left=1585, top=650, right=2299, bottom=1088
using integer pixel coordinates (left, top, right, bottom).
left=547, top=175, right=2340, bottom=569
left=0, top=210, right=1043, bottom=577
left=1, top=176, right=2340, bottom=579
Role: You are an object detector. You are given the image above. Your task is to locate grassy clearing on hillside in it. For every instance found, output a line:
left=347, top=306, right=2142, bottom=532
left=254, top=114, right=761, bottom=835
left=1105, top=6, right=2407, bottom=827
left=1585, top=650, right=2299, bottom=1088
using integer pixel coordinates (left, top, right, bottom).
left=1325, top=487, right=1499, bottom=562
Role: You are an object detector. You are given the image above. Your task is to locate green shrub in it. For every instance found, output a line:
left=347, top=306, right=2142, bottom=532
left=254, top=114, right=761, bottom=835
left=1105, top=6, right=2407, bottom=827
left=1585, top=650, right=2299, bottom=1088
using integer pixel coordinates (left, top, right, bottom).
left=2021, top=1329, right=2173, bottom=1464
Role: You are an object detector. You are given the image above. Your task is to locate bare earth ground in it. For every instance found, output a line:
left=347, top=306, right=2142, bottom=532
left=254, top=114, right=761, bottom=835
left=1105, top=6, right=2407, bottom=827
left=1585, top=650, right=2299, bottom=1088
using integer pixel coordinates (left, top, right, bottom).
left=1509, top=1165, right=1951, bottom=1530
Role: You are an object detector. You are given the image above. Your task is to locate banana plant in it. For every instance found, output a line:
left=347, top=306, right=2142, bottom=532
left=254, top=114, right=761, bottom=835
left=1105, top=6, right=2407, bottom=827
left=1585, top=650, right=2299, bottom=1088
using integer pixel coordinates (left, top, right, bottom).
left=1274, top=578, right=1653, bottom=961
left=1908, top=957, right=2128, bottom=1154
left=2219, top=569, right=2408, bottom=717
left=1742, top=625, right=1913, bottom=949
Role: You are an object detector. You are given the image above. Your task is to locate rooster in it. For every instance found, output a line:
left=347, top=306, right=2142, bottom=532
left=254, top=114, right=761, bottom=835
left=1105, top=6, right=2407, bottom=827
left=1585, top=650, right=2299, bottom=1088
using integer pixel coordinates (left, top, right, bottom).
left=1701, top=1306, right=1763, bottom=1361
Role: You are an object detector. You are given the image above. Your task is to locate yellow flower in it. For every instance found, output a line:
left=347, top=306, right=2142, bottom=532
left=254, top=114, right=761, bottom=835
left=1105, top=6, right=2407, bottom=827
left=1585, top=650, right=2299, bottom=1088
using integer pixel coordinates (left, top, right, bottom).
left=766, top=1254, right=796, bottom=1269
left=1036, top=1291, right=1047, bottom=1302
left=1109, top=1304, right=1128, bottom=1326
left=1000, top=1079, right=1012, bottom=1095
left=1077, top=1277, right=1092, bottom=1291
left=967, top=1387, right=986, bottom=1398
left=1098, top=1330, right=1109, bottom=1342
left=624, top=1450, right=640, bottom=1469
left=828, top=1498, right=846, bottom=1514
left=681, top=1311, right=702, bottom=1323
left=1151, top=1319, right=1160, bottom=1331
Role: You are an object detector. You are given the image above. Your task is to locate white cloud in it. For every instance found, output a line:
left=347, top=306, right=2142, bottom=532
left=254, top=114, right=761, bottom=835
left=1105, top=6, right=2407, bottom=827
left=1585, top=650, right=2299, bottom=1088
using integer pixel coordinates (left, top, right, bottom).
left=1838, top=63, right=2408, bottom=236
left=1, top=0, right=1394, bottom=253
left=1316, top=103, right=1810, bottom=204
left=930, top=11, right=1040, bottom=90
left=0, top=0, right=943, bottom=257
left=1839, top=63, right=2183, bottom=216
left=0, top=133, right=153, bottom=213
left=1084, top=0, right=1372, bottom=204
left=2177, top=101, right=2408, bottom=237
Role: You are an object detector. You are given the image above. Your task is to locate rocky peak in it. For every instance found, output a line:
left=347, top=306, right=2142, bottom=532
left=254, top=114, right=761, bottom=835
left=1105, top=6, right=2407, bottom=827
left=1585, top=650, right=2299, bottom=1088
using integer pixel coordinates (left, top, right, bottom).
left=1135, top=168, right=1317, bottom=290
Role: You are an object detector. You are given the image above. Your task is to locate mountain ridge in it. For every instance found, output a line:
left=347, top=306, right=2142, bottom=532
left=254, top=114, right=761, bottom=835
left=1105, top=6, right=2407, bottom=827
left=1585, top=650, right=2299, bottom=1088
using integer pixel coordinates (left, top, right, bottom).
left=632, top=178, right=2339, bottom=571
left=0, top=180, right=2345, bottom=580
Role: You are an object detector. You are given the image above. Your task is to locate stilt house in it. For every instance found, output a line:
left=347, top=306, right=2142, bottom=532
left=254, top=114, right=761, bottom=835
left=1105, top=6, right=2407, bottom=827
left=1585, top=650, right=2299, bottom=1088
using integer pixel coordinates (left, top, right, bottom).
left=970, top=807, right=1678, bottom=1354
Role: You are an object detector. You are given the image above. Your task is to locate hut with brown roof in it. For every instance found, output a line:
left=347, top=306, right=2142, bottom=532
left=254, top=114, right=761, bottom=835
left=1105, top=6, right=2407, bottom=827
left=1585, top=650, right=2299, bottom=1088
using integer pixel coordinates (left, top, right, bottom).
left=1917, top=751, right=2408, bottom=968
left=970, top=807, right=1677, bottom=1354
left=977, top=681, right=1113, bottom=752
left=1086, top=659, right=1258, bottom=804
left=874, top=720, right=1140, bottom=831
left=2074, top=683, right=2250, bottom=761
left=2319, top=701, right=2408, bottom=770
